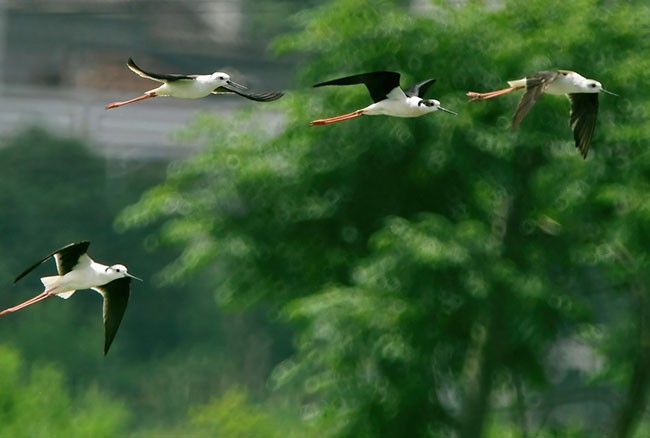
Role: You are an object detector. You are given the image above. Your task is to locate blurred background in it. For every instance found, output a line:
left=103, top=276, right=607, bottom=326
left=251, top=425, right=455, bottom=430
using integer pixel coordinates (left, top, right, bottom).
left=1, top=0, right=650, bottom=437
left=0, top=0, right=306, bottom=157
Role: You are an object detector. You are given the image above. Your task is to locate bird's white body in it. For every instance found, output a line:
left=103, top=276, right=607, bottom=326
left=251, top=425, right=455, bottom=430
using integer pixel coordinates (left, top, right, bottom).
left=41, top=255, right=130, bottom=299
left=508, top=71, right=605, bottom=96
left=361, top=89, right=443, bottom=118
left=148, top=73, right=231, bottom=99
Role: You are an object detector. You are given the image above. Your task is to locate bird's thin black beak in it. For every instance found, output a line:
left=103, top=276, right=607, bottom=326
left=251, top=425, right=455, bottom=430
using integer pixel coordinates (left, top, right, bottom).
left=127, top=273, right=143, bottom=281
left=439, top=106, right=458, bottom=115
left=601, top=88, right=618, bottom=97
left=226, top=80, right=248, bottom=91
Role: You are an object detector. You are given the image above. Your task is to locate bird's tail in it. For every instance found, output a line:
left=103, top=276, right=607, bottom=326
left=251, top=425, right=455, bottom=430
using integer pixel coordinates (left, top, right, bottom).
left=40, top=276, right=76, bottom=299
left=507, top=79, right=527, bottom=88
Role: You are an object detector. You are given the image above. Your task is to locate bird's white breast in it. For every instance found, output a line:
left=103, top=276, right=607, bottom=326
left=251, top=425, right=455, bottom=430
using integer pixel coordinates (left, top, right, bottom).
left=545, top=72, right=588, bottom=95
left=363, top=95, right=430, bottom=118
left=158, top=76, right=218, bottom=98
left=56, top=261, right=112, bottom=291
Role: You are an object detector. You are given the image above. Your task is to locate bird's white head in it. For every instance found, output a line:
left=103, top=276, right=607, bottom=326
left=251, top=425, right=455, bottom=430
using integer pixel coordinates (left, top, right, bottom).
left=582, top=79, right=618, bottom=96
left=105, top=264, right=142, bottom=281
left=210, top=72, right=231, bottom=85
left=418, top=99, right=458, bottom=115
left=583, top=79, right=604, bottom=94
left=209, top=72, right=250, bottom=92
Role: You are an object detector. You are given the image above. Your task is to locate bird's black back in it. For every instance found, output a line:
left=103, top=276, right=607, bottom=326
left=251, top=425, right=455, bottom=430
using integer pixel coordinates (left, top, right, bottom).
left=313, top=71, right=402, bottom=103
left=127, top=58, right=196, bottom=82
left=14, top=241, right=91, bottom=283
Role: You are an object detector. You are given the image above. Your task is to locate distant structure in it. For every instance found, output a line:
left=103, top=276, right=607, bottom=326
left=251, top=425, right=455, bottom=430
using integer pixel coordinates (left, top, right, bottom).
left=0, top=0, right=294, bottom=158
left=1, top=0, right=292, bottom=89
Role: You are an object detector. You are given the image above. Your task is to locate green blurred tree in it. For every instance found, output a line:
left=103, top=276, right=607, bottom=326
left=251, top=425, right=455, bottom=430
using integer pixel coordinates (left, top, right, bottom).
left=0, top=345, right=130, bottom=437
left=119, top=0, right=650, bottom=436
left=133, top=386, right=306, bottom=438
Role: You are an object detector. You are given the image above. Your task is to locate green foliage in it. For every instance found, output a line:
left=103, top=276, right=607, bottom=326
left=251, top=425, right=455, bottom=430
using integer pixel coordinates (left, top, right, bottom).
left=133, top=386, right=306, bottom=438
left=187, top=386, right=301, bottom=437
left=0, top=345, right=129, bottom=437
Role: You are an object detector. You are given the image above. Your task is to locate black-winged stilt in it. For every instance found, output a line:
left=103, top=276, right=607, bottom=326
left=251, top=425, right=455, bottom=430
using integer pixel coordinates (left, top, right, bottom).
left=105, top=58, right=284, bottom=109
left=467, top=70, right=617, bottom=158
left=309, top=71, right=457, bottom=126
left=0, top=241, right=141, bottom=355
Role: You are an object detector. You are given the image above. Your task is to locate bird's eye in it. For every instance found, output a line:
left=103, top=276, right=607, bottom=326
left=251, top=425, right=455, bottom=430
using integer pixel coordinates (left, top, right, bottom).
left=590, top=83, right=597, bottom=88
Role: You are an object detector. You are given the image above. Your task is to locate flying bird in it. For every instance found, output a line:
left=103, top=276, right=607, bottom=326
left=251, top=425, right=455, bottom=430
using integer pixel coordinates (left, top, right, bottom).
left=310, top=71, right=457, bottom=126
left=105, top=58, right=283, bottom=109
left=466, top=70, right=617, bottom=158
left=0, top=241, right=141, bottom=355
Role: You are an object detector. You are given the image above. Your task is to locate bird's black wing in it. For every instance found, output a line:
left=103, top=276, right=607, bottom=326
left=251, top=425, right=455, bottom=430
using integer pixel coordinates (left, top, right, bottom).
left=568, top=93, right=598, bottom=159
left=95, top=277, right=131, bottom=355
left=313, top=71, right=402, bottom=103
left=404, top=78, right=437, bottom=98
left=213, top=84, right=284, bottom=102
left=512, top=71, right=559, bottom=130
left=127, top=58, right=197, bottom=83
left=14, top=241, right=91, bottom=283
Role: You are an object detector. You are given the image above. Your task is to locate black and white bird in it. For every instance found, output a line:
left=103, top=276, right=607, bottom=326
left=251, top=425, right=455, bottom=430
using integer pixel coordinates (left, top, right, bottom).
left=106, top=58, right=283, bottom=109
left=0, top=241, right=141, bottom=355
left=467, top=70, right=617, bottom=158
left=310, top=71, right=457, bottom=126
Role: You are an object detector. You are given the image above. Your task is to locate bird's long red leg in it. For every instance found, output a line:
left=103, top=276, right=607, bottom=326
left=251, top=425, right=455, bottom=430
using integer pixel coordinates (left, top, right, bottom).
left=0, top=292, right=51, bottom=317
left=105, top=92, right=157, bottom=110
left=310, top=110, right=364, bottom=126
left=466, top=87, right=522, bottom=101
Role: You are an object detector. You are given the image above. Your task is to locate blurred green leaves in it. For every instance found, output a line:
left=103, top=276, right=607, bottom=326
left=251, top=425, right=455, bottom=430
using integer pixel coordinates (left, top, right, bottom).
left=0, top=346, right=129, bottom=438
